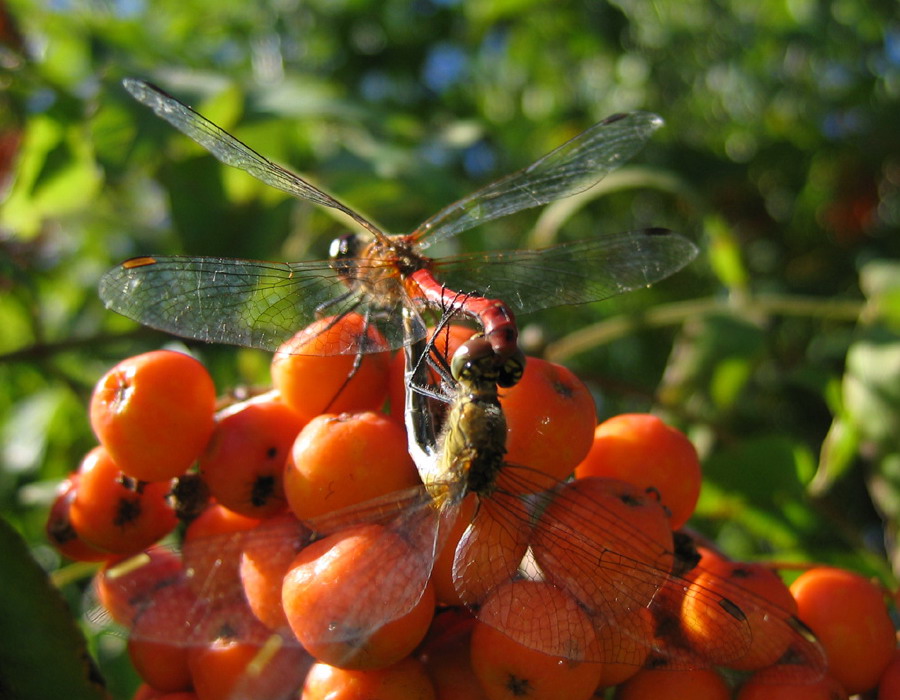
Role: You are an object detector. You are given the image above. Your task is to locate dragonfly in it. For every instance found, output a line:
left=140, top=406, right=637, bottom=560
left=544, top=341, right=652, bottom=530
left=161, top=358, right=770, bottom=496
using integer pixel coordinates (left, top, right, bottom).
left=100, top=78, right=698, bottom=367
left=397, top=309, right=828, bottom=677
left=404, top=308, right=826, bottom=682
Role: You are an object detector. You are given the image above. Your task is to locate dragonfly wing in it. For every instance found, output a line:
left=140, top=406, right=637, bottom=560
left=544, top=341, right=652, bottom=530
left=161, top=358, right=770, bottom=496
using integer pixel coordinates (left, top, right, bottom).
left=99, top=255, right=415, bottom=355
left=431, top=229, right=698, bottom=315
left=453, top=466, right=827, bottom=677
left=295, top=486, right=456, bottom=665
left=412, top=112, right=664, bottom=247
left=93, top=489, right=452, bottom=681
left=123, top=79, right=383, bottom=238
left=88, top=525, right=316, bottom=697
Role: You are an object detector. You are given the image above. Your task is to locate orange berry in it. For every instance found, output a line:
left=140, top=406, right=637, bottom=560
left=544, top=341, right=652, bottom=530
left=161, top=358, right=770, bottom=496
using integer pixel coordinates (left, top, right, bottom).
left=736, top=664, right=848, bottom=700
left=199, top=396, right=305, bottom=518
left=127, top=584, right=195, bottom=692
left=302, top=657, right=437, bottom=700
left=69, top=446, right=177, bottom=554
left=594, top=607, right=654, bottom=687
left=182, top=503, right=260, bottom=603
left=239, top=512, right=311, bottom=631
left=575, top=413, right=701, bottom=529
left=682, top=559, right=799, bottom=671
left=419, top=610, right=489, bottom=700
left=450, top=494, right=532, bottom=608
left=131, top=684, right=165, bottom=700
left=614, top=668, right=731, bottom=700
left=271, top=313, right=390, bottom=422
left=469, top=581, right=603, bottom=700
left=282, top=523, right=435, bottom=670
left=687, top=544, right=730, bottom=573
left=430, top=493, right=478, bottom=606
left=878, top=648, right=900, bottom=700
left=90, top=350, right=216, bottom=482
left=187, top=604, right=308, bottom=700
left=284, top=411, right=419, bottom=520
left=95, top=546, right=183, bottom=626
left=499, top=357, right=596, bottom=484
left=790, top=566, right=895, bottom=694
left=531, top=477, right=673, bottom=616
left=45, top=476, right=111, bottom=562
left=126, top=578, right=204, bottom=647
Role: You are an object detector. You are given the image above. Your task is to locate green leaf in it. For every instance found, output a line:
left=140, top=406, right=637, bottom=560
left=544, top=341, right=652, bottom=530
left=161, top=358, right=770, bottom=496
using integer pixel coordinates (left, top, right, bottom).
left=662, top=314, right=764, bottom=414
left=697, top=435, right=822, bottom=551
left=709, top=355, right=753, bottom=408
left=0, top=516, right=108, bottom=700
left=843, top=327, right=900, bottom=448
left=704, top=215, right=748, bottom=291
left=859, top=260, right=900, bottom=300
left=2, top=388, right=67, bottom=475
left=1, top=116, right=102, bottom=237
left=809, top=415, right=860, bottom=496
left=859, top=260, right=900, bottom=326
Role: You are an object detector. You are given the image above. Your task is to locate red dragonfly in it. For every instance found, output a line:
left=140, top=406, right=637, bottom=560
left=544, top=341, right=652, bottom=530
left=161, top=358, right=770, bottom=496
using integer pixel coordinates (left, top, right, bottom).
left=100, top=79, right=697, bottom=362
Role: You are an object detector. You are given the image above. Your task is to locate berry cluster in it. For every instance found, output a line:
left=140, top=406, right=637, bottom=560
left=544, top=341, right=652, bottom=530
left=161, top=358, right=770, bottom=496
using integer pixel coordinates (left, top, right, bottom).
left=47, top=314, right=897, bottom=700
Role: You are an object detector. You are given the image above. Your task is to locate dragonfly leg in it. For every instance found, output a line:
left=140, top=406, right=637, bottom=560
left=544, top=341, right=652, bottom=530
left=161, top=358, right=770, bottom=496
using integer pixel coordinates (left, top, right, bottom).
left=320, top=305, right=375, bottom=414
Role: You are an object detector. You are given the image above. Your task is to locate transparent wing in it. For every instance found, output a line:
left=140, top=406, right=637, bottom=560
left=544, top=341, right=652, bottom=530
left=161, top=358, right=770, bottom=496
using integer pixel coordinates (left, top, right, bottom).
left=122, top=79, right=384, bottom=240
left=91, top=486, right=451, bottom=667
left=454, top=467, right=827, bottom=677
left=291, top=486, right=455, bottom=668
left=430, top=229, right=698, bottom=314
left=86, top=519, right=314, bottom=699
left=411, top=112, right=664, bottom=248
left=99, top=255, right=427, bottom=355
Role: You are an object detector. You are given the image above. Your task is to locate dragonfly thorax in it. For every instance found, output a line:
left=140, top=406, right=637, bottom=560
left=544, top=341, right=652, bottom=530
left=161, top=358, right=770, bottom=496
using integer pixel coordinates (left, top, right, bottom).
left=435, top=388, right=507, bottom=501
left=426, top=336, right=511, bottom=500
left=328, top=234, right=430, bottom=308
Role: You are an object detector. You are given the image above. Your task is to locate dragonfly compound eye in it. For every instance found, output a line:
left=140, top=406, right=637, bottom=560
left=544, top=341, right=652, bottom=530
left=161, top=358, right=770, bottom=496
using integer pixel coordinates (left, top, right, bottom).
left=328, top=232, right=363, bottom=260
left=496, top=349, right=526, bottom=388
left=450, top=337, right=497, bottom=383
left=328, top=233, right=364, bottom=278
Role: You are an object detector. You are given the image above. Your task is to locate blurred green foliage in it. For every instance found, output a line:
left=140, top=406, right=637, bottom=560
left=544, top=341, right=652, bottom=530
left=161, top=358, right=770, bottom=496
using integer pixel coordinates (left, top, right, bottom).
left=1, top=0, right=899, bottom=696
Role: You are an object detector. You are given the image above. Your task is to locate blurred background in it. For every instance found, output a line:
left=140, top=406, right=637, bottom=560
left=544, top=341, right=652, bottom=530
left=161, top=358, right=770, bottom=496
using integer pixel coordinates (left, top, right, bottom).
left=1, top=0, right=899, bottom=695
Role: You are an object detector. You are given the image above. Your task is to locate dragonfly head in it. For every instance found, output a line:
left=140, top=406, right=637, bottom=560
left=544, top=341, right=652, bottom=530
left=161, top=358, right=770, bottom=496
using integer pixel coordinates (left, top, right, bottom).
left=328, top=232, right=366, bottom=279
left=451, top=336, right=525, bottom=393
left=496, top=349, right=525, bottom=388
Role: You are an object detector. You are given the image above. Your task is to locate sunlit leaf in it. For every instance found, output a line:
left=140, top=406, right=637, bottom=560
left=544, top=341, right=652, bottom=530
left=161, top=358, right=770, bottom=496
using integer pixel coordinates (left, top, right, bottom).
left=704, top=215, right=748, bottom=291
left=0, top=116, right=102, bottom=236
left=2, top=388, right=67, bottom=474
left=810, top=415, right=861, bottom=496
left=844, top=328, right=900, bottom=449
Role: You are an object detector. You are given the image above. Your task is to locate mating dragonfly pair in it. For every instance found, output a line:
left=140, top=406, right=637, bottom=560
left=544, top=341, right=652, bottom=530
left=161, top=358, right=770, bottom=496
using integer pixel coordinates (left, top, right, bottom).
left=96, top=79, right=826, bottom=695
